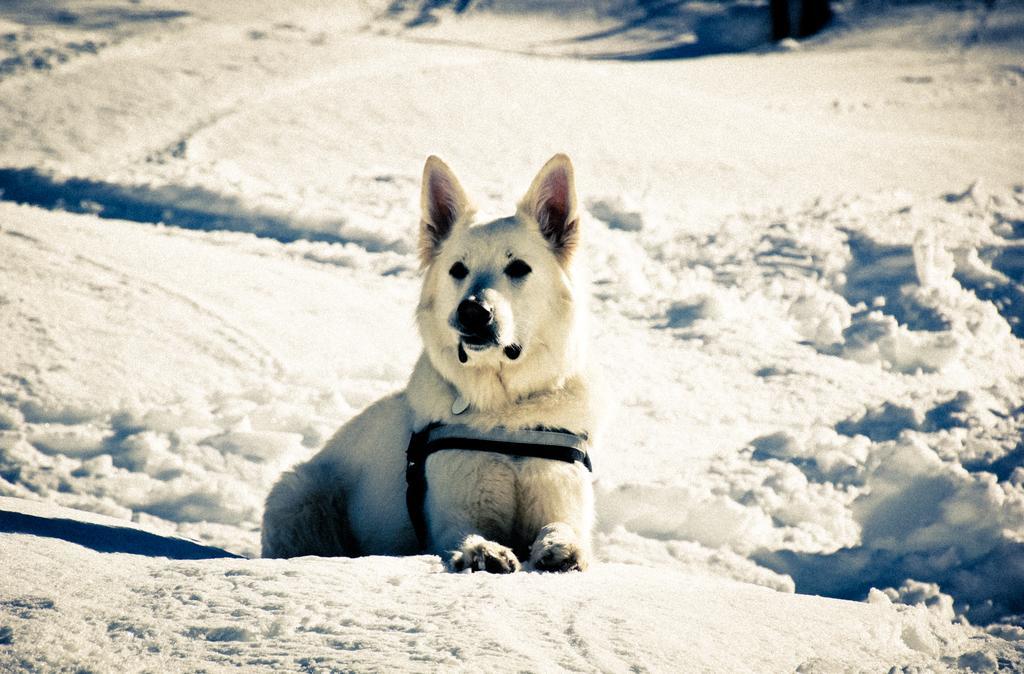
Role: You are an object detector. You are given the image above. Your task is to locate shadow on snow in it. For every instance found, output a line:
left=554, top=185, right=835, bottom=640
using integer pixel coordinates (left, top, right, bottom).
left=0, top=508, right=242, bottom=560
left=0, top=2, right=188, bottom=30
left=388, top=0, right=783, bottom=61
left=0, top=167, right=359, bottom=247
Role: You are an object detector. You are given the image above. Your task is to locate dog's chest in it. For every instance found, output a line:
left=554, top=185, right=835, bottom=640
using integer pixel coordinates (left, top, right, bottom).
left=425, top=448, right=586, bottom=507
left=427, top=448, right=563, bottom=486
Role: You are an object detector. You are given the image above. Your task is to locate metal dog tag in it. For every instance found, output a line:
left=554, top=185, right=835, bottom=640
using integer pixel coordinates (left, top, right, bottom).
left=451, top=394, right=469, bottom=415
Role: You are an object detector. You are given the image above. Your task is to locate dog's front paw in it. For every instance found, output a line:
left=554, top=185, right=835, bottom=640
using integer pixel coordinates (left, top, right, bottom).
left=449, top=534, right=521, bottom=574
left=529, top=522, right=589, bottom=572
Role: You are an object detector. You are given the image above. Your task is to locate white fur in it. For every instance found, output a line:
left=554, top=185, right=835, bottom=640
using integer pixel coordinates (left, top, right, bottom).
left=261, top=154, right=605, bottom=573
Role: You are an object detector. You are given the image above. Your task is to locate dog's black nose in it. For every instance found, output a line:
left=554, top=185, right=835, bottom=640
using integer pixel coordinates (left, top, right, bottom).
left=457, top=299, right=492, bottom=332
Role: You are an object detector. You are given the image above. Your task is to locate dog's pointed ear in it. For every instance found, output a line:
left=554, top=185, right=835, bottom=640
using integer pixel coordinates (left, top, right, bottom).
left=520, top=153, right=579, bottom=264
left=420, top=156, right=470, bottom=266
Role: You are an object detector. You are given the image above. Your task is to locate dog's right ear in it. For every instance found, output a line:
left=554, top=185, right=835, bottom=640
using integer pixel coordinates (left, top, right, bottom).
left=420, top=156, right=470, bottom=267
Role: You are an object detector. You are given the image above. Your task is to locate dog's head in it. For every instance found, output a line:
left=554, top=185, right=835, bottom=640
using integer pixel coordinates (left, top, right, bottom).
left=415, top=154, right=587, bottom=402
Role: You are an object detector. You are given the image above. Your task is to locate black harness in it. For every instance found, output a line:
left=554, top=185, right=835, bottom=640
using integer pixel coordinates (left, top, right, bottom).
left=405, top=422, right=592, bottom=550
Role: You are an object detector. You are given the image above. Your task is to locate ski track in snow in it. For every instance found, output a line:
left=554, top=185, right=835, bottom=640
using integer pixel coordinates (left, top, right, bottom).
left=1, top=0, right=1024, bottom=670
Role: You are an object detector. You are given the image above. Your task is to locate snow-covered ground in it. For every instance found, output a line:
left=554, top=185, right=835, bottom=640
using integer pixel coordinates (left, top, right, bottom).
left=1, top=0, right=1023, bottom=670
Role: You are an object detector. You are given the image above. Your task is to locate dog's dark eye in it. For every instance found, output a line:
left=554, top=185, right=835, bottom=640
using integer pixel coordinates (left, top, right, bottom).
left=505, top=260, right=531, bottom=279
left=449, top=262, right=469, bottom=280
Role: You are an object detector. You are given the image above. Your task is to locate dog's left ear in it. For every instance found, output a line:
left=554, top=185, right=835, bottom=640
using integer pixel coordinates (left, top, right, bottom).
left=519, top=153, right=579, bottom=264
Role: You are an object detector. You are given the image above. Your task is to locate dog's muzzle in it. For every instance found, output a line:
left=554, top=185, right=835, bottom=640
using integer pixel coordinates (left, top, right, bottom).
left=455, top=298, right=497, bottom=347
left=453, top=297, right=521, bottom=364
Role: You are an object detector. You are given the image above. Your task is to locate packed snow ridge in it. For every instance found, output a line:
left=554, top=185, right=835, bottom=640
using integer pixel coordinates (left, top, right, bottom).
left=1, top=0, right=1024, bottom=671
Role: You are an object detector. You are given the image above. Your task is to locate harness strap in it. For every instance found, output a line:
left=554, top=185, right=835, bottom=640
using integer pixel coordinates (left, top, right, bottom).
left=406, top=423, right=592, bottom=550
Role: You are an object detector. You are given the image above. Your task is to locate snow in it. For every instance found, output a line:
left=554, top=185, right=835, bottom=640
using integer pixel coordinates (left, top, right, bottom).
left=2, top=0, right=1024, bottom=670
left=1, top=498, right=1016, bottom=673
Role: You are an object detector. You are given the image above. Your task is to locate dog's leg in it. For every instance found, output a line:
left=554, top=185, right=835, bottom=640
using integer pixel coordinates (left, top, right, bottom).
left=425, top=453, right=520, bottom=573
left=261, top=463, right=357, bottom=558
left=529, top=522, right=588, bottom=572
left=448, top=534, right=521, bottom=573
left=519, top=462, right=594, bottom=572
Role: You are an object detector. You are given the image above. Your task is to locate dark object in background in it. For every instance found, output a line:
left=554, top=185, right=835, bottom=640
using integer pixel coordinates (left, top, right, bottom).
left=771, top=0, right=832, bottom=40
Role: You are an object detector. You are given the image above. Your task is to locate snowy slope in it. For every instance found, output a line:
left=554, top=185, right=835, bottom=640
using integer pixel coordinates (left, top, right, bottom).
left=2, top=0, right=1024, bottom=670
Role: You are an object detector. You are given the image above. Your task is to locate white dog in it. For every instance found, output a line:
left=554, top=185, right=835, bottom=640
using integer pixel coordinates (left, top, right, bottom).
left=262, top=154, right=603, bottom=573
